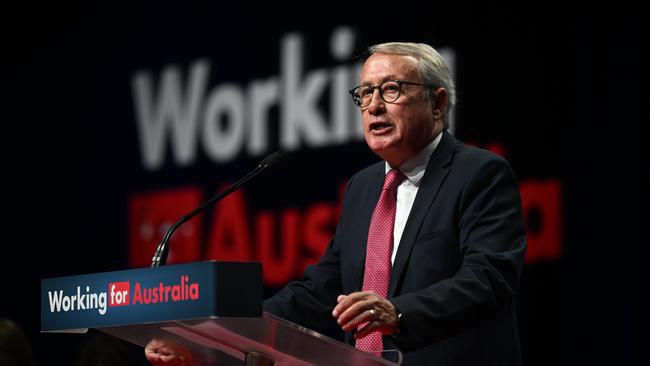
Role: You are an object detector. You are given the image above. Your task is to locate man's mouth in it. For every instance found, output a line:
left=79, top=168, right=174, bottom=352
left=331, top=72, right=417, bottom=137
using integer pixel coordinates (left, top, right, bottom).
left=369, top=121, right=393, bottom=132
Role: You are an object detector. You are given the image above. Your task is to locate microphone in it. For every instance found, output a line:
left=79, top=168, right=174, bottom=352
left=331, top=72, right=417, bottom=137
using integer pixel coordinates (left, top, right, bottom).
left=150, top=151, right=286, bottom=267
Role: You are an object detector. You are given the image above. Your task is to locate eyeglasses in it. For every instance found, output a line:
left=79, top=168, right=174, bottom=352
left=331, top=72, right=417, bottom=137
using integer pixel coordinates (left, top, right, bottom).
left=348, top=80, right=437, bottom=107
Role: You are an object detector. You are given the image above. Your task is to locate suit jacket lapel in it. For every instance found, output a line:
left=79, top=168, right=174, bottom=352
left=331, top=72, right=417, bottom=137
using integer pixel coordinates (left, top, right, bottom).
left=388, top=131, right=456, bottom=297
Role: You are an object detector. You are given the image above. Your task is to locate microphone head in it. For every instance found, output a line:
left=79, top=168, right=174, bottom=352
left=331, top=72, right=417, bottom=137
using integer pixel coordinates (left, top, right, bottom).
left=259, top=151, right=286, bottom=169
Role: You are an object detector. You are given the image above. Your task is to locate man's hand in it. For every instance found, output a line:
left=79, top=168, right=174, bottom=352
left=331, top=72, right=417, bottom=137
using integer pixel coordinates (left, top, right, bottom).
left=331, top=291, right=399, bottom=339
left=145, top=339, right=193, bottom=366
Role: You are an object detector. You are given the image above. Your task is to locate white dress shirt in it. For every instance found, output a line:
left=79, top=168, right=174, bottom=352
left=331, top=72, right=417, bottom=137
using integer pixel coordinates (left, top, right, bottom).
left=385, top=132, right=443, bottom=264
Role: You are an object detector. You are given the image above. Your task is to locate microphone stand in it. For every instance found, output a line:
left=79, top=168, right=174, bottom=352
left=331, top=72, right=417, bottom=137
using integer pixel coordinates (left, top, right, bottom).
left=151, top=151, right=285, bottom=267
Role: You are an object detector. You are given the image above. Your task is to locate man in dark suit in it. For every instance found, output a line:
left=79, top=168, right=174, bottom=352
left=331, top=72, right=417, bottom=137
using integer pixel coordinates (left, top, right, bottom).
left=146, top=42, right=526, bottom=366
left=264, top=42, right=527, bottom=365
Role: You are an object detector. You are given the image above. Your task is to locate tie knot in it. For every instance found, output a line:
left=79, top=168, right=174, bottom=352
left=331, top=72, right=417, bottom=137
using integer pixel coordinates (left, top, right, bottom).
left=383, top=169, right=406, bottom=191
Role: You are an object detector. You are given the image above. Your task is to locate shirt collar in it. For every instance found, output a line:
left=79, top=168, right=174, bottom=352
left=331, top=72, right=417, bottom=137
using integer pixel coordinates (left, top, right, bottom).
left=385, top=131, right=443, bottom=186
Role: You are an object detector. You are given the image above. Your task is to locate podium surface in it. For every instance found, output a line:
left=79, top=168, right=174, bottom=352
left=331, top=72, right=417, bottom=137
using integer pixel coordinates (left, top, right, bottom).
left=41, top=261, right=400, bottom=365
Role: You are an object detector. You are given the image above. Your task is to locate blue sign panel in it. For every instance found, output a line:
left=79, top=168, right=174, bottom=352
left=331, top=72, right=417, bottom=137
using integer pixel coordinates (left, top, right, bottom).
left=41, top=261, right=262, bottom=332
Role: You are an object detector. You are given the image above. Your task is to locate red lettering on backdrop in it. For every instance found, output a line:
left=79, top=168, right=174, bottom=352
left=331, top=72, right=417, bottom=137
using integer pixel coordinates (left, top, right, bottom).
left=256, top=212, right=275, bottom=278
left=520, top=179, right=563, bottom=263
left=281, top=210, right=301, bottom=282
left=129, top=187, right=202, bottom=268
left=258, top=210, right=300, bottom=287
left=302, top=203, right=336, bottom=275
left=206, top=187, right=252, bottom=261
left=128, top=173, right=564, bottom=284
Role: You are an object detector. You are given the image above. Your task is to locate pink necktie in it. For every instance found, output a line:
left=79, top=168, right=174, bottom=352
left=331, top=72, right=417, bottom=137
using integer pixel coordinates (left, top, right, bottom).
left=356, top=169, right=405, bottom=355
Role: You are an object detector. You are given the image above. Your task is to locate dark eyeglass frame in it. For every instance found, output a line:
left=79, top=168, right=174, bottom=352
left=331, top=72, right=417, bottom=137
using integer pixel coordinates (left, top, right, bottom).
left=348, top=80, right=438, bottom=107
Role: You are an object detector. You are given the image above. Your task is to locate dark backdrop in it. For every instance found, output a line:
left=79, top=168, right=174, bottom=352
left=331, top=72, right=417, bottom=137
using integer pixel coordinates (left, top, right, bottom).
left=2, top=2, right=645, bottom=365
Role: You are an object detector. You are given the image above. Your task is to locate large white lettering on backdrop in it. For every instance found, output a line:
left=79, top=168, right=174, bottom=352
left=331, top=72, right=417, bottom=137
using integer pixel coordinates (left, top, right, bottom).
left=132, top=27, right=455, bottom=170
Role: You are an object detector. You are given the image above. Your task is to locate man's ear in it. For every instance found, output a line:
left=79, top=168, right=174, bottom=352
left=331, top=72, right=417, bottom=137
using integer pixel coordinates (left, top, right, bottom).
left=431, top=88, right=448, bottom=119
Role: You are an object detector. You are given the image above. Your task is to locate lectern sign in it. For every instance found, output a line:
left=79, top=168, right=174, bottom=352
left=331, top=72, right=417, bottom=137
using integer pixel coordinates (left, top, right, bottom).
left=41, top=261, right=261, bottom=332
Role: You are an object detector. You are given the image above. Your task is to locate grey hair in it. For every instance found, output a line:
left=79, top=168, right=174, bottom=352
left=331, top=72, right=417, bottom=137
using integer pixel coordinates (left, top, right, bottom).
left=366, top=42, right=456, bottom=129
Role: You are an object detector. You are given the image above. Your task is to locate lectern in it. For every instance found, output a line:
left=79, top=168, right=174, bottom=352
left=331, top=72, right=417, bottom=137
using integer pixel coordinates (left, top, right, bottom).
left=41, top=261, right=401, bottom=365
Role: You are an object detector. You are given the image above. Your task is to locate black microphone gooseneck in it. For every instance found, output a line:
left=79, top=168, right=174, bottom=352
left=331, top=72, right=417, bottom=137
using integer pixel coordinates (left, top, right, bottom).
left=150, top=151, right=286, bottom=267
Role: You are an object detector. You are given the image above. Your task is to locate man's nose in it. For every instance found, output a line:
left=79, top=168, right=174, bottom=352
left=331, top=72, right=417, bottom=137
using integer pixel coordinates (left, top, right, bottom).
left=366, top=88, right=385, bottom=114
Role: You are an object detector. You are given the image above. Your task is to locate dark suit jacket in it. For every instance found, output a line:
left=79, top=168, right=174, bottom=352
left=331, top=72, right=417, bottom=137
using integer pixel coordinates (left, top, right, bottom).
left=264, top=131, right=527, bottom=365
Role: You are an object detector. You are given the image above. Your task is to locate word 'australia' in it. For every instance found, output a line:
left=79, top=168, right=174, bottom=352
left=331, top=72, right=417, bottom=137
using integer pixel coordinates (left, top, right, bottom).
left=132, top=275, right=199, bottom=304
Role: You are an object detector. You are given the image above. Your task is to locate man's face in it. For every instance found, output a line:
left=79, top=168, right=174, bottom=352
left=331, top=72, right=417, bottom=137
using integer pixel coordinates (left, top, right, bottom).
left=359, top=53, right=442, bottom=167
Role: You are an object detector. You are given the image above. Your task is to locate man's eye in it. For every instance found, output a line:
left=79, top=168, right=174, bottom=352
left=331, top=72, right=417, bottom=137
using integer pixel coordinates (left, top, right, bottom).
left=383, top=84, right=399, bottom=92
left=360, top=87, right=374, bottom=97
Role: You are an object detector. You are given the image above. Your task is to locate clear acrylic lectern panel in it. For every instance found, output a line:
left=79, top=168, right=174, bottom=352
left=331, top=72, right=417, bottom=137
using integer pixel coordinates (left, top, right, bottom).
left=99, top=312, right=401, bottom=366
